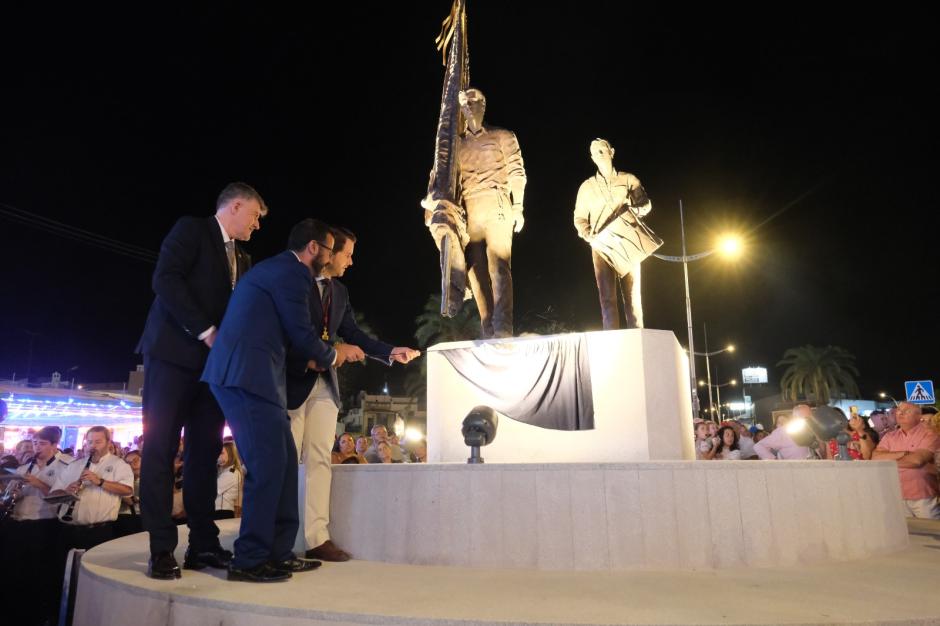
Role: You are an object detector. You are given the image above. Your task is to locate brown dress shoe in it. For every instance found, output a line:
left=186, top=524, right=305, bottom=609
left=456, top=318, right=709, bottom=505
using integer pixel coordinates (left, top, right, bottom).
left=304, top=540, right=351, bottom=562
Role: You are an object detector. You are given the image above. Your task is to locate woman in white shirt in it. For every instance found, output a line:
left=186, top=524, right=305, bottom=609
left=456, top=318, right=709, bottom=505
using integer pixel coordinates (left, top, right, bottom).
left=707, top=426, right=741, bottom=460
left=215, top=441, right=243, bottom=518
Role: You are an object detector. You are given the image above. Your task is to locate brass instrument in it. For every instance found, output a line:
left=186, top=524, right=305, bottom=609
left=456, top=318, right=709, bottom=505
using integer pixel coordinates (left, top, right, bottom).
left=0, top=458, right=34, bottom=521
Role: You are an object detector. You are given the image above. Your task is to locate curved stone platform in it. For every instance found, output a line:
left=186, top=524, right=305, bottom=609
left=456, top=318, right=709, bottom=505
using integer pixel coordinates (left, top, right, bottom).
left=74, top=518, right=940, bottom=626
left=330, top=461, right=909, bottom=570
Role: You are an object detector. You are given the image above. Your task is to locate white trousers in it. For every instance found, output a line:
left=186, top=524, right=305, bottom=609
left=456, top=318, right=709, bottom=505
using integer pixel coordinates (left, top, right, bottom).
left=287, top=377, right=338, bottom=550
left=903, top=497, right=940, bottom=520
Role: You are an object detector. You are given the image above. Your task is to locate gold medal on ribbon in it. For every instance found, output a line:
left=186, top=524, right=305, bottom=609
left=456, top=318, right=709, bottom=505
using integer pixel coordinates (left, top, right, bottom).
left=321, top=328, right=330, bottom=341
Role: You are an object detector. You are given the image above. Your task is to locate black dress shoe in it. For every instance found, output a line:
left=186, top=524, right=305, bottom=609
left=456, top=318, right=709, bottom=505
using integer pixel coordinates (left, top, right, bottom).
left=183, top=545, right=233, bottom=570
left=227, top=562, right=291, bottom=582
left=148, top=551, right=182, bottom=579
left=271, top=556, right=322, bottom=573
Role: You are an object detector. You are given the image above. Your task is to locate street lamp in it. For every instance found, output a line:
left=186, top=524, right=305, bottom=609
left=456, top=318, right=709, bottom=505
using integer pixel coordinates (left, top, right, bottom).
left=654, top=200, right=742, bottom=417
left=878, top=392, right=899, bottom=407
left=695, top=329, right=735, bottom=419
left=690, top=320, right=736, bottom=419
left=699, top=378, right=737, bottom=420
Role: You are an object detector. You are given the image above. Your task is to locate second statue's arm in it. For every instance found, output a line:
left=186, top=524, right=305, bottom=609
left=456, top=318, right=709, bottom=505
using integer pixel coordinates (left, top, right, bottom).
left=624, top=173, right=652, bottom=217
left=573, top=181, right=594, bottom=242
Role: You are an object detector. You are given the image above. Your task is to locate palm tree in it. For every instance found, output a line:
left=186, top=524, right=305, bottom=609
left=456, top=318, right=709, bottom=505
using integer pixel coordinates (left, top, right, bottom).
left=413, top=294, right=481, bottom=347
left=518, top=305, right=572, bottom=336
left=777, top=345, right=860, bottom=404
left=405, top=294, right=481, bottom=403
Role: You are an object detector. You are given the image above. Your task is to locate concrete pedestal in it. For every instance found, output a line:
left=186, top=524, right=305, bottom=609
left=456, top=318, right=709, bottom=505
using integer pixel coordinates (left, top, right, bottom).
left=329, top=461, right=909, bottom=570
left=427, top=329, right=694, bottom=463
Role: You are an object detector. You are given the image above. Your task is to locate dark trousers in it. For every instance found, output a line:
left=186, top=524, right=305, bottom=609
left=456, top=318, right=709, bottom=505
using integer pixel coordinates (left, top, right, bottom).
left=53, top=522, right=114, bottom=624
left=141, top=356, right=224, bottom=554
left=210, top=384, right=299, bottom=569
left=592, top=250, right=642, bottom=330
left=58, top=521, right=114, bottom=551
left=114, top=511, right=143, bottom=538
left=0, top=518, right=60, bottom=625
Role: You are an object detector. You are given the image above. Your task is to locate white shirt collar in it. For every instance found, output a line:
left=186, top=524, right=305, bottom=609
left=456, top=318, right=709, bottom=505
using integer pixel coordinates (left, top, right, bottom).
left=595, top=169, right=619, bottom=185
left=214, top=215, right=233, bottom=244
left=90, top=452, right=112, bottom=465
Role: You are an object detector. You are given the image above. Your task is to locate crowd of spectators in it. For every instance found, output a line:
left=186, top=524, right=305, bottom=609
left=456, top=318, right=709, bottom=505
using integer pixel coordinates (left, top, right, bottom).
left=693, top=402, right=940, bottom=519
left=0, top=421, right=426, bottom=624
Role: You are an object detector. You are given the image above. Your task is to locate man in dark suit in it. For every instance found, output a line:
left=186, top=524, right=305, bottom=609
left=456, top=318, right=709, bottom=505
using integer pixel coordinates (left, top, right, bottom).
left=202, top=219, right=365, bottom=582
left=136, top=182, right=266, bottom=579
left=286, top=227, right=420, bottom=562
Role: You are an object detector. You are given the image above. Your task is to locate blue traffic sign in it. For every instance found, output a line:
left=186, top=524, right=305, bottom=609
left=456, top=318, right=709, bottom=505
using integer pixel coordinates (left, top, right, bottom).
left=904, top=380, right=935, bottom=404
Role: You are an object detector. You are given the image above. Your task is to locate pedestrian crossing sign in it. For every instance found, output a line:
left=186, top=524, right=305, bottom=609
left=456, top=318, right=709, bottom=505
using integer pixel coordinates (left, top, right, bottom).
left=904, top=380, right=935, bottom=404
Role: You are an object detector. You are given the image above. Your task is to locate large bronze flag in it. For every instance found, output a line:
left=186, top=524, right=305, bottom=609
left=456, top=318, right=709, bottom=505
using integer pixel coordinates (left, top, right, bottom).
left=424, top=0, right=469, bottom=317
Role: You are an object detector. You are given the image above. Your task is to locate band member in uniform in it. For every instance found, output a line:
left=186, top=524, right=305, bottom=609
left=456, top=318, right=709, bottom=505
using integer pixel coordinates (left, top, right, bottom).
left=0, top=427, right=73, bottom=624
left=44, top=427, right=132, bottom=622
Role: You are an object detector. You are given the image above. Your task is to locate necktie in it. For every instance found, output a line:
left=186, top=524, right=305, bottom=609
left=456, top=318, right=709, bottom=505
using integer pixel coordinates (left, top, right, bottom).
left=319, top=279, right=332, bottom=340
left=225, top=241, right=237, bottom=289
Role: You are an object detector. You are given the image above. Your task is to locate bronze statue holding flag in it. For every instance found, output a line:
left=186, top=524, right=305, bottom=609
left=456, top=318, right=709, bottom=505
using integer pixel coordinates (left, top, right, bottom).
left=423, top=0, right=527, bottom=339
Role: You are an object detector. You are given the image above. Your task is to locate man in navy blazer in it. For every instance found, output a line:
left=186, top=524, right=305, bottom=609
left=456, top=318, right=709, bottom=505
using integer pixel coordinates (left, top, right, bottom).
left=202, top=218, right=365, bottom=582
left=136, top=182, right=265, bottom=580
left=286, top=227, right=420, bottom=562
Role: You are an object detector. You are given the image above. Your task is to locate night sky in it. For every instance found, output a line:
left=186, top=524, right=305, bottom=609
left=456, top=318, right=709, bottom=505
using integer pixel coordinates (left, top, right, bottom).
left=1, top=4, right=936, bottom=402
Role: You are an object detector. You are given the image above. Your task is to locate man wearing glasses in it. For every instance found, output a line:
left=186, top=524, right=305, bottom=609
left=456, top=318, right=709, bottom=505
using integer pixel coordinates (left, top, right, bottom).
left=202, top=219, right=364, bottom=582
left=287, top=226, right=420, bottom=561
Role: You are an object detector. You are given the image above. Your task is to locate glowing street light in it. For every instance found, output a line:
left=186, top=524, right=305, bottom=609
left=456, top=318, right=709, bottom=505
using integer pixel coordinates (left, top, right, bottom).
left=653, top=201, right=744, bottom=418
left=699, top=378, right=737, bottom=388
left=718, top=235, right=743, bottom=258
left=694, top=325, right=736, bottom=419
left=878, top=392, right=899, bottom=407
left=698, top=377, right=737, bottom=420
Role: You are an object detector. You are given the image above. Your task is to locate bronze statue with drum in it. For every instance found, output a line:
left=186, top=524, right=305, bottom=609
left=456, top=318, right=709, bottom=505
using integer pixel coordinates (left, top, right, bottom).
left=573, top=138, right=661, bottom=330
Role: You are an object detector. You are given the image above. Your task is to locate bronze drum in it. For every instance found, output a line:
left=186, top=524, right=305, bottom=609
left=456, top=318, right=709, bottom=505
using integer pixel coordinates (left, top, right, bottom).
left=590, top=214, right=663, bottom=277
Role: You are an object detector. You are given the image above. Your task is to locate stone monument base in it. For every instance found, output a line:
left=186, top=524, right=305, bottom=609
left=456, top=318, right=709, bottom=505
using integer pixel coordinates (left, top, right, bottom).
left=427, top=329, right=694, bottom=463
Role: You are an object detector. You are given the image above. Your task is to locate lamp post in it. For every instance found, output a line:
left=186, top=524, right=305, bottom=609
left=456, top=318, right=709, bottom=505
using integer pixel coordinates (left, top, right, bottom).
left=697, top=323, right=735, bottom=419
left=653, top=201, right=742, bottom=418
left=689, top=320, right=735, bottom=419
left=699, top=378, right=737, bottom=420
left=878, top=392, right=899, bottom=407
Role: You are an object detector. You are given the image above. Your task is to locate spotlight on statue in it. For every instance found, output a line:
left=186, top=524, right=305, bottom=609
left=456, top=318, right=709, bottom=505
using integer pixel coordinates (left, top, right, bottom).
left=785, top=406, right=852, bottom=459
left=462, top=405, right=498, bottom=464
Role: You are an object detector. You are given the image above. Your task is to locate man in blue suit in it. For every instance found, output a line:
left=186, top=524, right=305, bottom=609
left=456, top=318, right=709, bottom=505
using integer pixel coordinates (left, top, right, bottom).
left=202, top=219, right=365, bottom=582
left=286, top=227, right=420, bottom=562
